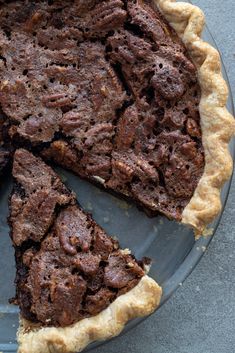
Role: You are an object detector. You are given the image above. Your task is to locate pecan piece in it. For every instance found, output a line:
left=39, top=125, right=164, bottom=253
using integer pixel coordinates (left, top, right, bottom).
left=85, top=123, right=114, bottom=147
left=186, top=118, right=201, bottom=138
left=115, top=105, right=139, bottom=150
left=112, top=160, right=134, bottom=183
left=42, top=93, right=74, bottom=108
left=85, top=0, right=127, bottom=36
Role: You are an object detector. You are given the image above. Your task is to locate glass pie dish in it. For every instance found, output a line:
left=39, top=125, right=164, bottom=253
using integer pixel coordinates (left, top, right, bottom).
left=0, top=6, right=234, bottom=353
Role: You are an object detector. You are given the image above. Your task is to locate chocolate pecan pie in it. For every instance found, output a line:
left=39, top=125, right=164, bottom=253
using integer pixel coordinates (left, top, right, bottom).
left=10, top=149, right=162, bottom=353
left=0, top=0, right=234, bottom=353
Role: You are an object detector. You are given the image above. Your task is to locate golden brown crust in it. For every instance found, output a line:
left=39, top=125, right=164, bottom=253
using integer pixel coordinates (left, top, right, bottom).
left=17, top=275, right=162, bottom=353
left=153, top=0, right=235, bottom=236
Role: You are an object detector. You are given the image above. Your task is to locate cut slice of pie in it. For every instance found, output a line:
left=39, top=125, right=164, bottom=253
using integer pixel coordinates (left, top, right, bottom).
left=0, top=0, right=234, bottom=237
left=9, top=149, right=162, bottom=353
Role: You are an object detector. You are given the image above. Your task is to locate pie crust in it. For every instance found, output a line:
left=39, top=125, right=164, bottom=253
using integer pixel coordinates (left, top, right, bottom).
left=17, top=275, right=161, bottom=353
left=152, top=0, right=235, bottom=236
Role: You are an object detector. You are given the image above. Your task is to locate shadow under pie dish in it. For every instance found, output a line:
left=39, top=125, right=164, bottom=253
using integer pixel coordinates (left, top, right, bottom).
left=0, top=0, right=234, bottom=353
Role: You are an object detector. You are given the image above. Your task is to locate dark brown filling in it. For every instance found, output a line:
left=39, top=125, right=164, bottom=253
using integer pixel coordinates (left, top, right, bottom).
left=0, top=0, right=204, bottom=221
left=0, top=109, right=12, bottom=173
left=10, top=149, right=146, bottom=327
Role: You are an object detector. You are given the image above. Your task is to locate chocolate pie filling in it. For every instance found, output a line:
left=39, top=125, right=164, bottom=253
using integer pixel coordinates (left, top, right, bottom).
left=0, top=0, right=204, bottom=221
left=0, top=111, right=11, bottom=173
left=10, top=149, right=146, bottom=327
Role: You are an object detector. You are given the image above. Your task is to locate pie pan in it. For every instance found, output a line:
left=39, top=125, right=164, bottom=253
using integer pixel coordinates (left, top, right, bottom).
left=0, top=4, right=234, bottom=353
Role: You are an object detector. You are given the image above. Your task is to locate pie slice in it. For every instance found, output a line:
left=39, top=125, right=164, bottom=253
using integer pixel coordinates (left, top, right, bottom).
left=0, top=0, right=234, bottom=237
left=9, top=149, right=162, bottom=353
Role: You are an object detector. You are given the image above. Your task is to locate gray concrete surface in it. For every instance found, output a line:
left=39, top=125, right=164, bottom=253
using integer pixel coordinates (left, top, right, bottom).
left=92, top=1, right=235, bottom=353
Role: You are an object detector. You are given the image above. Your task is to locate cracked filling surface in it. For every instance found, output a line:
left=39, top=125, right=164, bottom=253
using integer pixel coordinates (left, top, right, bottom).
left=0, top=0, right=204, bottom=221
